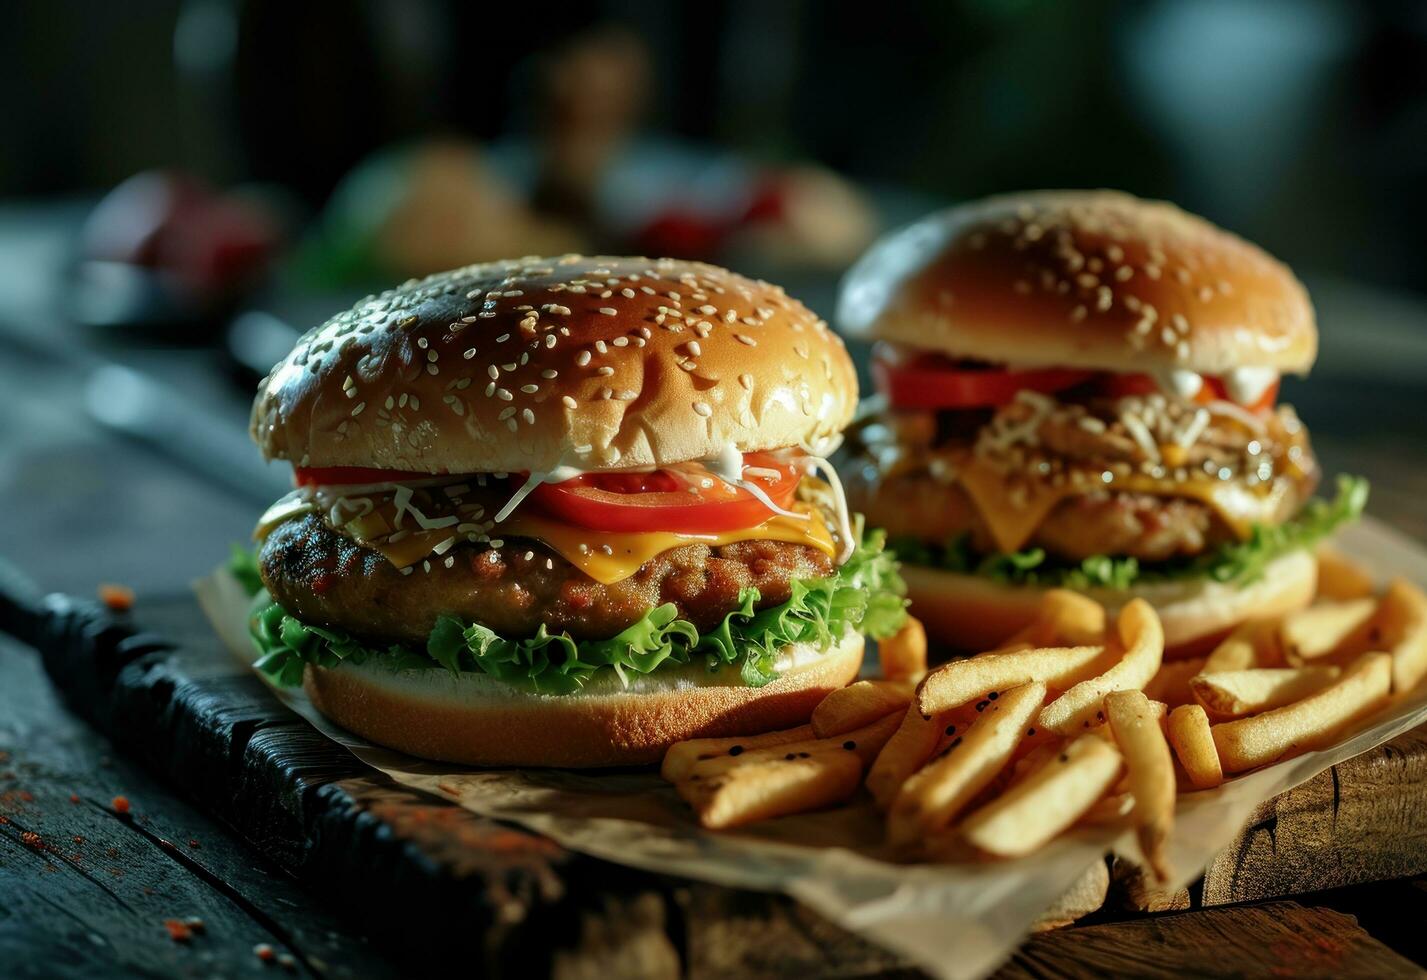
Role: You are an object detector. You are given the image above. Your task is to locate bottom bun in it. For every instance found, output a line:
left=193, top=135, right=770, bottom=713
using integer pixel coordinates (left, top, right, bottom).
left=901, top=549, right=1317, bottom=658
left=303, top=631, right=865, bottom=767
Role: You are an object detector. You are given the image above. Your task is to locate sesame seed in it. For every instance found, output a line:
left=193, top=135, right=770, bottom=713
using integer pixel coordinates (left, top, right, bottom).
left=735, top=334, right=756, bottom=346
left=488, top=365, right=500, bottom=380
left=562, top=395, right=578, bottom=409
left=498, top=407, right=515, bottom=420
left=692, top=402, right=712, bottom=418
left=598, top=307, right=618, bottom=316
left=496, top=333, right=510, bottom=343
left=520, top=384, right=538, bottom=394
left=541, top=369, right=558, bottom=379
left=463, top=348, right=477, bottom=359
left=351, top=402, right=365, bottom=416
left=497, top=388, right=513, bottom=401
left=612, top=336, right=629, bottom=347
left=597, top=366, right=615, bottom=376
left=522, top=408, right=535, bottom=424
left=576, top=351, right=592, bottom=366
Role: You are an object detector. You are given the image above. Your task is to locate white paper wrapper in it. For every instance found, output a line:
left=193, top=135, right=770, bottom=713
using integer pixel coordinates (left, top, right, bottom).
left=195, top=517, right=1427, bottom=980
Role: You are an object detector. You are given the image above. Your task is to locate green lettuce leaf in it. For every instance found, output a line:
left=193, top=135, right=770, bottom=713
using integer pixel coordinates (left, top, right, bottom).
left=891, top=475, right=1368, bottom=591
left=246, top=525, right=907, bottom=694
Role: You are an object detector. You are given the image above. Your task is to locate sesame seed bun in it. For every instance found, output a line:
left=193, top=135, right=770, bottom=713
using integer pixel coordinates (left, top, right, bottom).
left=251, top=256, right=858, bottom=474
left=837, top=190, right=1317, bottom=376
left=901, top=548, right=1316, bottom=659
left=302, top=631, right=865, bottom=767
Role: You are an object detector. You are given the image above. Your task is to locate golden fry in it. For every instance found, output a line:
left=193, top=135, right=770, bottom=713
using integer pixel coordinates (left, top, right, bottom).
left=1078, top=792, right=1134, bottom=826
left=917, top=645, right=1109, bottom=716
left=1315, top=545, right=1376, bottom=601
left=1278, top=598, right=1378, bottom=664
left=1039, top=600, right=1165, bottom=735
left=688, top=713, right=901, bottom=781
left=887, top=682, right=1046, bottom=846
left=1203, top=620, right=1279, bottom=673
left=1166, top=704, right=1223, bottom=790
left=961, top=735, right=1123, bottom=858
left=1190, top=666, right=1340, bottom=719
left=679, top=751, right=864, bottom=829
left=660, top=724, right=813, bottom=782
left=811, top=680, right=912, bottom=738
left=1105, top=690, right=1176, bottom=882
left=1211, top=653, right=1392, bottom=773
left=879, top=616, right=929, bottom=682
left=1376, top=578, right=1427, bottom=693
left=1142, top=657, right=1206, bottom=708
left=866, top=704, right=945, bottom=810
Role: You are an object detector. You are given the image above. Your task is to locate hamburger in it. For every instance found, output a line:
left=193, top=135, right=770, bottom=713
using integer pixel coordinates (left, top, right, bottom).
left=244, top=255, right=905, bottom=766
left=835, top=191, right=1366, bottom=655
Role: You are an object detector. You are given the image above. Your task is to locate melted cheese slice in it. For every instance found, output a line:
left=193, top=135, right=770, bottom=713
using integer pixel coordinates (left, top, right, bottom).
left=956, top=457, right=1292, bottom=554
left=254, top=493, right=837, bottom=585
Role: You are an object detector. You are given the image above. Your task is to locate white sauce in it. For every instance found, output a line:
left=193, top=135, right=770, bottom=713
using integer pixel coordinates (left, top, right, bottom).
left=1150, top=368, right=1204, bottom=401
left=1222, top=367, right=1279, bottom=406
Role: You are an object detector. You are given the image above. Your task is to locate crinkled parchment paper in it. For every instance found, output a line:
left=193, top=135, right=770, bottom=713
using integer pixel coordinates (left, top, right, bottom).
left=195, top=516, right=1427, bottom=980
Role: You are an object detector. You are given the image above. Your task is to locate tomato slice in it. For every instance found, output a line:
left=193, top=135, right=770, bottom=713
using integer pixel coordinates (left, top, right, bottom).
left=527, top=453, right=802, bottom=533
left=1100, top=374, right=1279, bottom=414
left=293, top=465, right=436, bottom=486
left=873, top=356, right=1092, bottom=410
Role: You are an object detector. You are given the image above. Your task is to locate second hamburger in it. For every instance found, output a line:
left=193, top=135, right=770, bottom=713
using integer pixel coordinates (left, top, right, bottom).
left=836, top=190, right=1365, bottom=654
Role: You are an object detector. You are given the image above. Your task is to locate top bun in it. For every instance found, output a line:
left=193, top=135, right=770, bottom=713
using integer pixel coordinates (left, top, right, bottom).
left=252, top=256, right=857, bottom=473
left=837, top=190, right=1316, bottom=376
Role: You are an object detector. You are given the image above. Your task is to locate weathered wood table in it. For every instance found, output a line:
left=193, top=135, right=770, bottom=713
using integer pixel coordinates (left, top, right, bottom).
left=3, top=577, right=1427, bottom=978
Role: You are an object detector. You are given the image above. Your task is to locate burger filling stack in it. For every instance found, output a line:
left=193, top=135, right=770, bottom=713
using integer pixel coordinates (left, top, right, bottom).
left=244, top=256, right=906, bottom=767
left=836, top=191, right=1365, bottom=653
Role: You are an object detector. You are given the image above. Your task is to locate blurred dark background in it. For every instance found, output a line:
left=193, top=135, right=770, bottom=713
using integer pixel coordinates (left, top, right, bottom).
left=1, top=0, right=1424, bottom=597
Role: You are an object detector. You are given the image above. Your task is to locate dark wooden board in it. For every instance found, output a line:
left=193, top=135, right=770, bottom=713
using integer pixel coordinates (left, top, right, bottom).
left=5, top=583, right=1427, bottom=977
left=999, top=901, right=1422, bottom=979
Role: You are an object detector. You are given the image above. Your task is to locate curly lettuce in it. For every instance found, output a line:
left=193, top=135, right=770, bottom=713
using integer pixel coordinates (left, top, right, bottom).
left=242, top=525, right=907, bottom=695
left=891, top=475, right=1368, bottom=591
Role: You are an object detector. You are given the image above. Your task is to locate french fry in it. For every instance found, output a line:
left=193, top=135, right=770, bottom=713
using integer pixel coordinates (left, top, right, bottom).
left=1038, top=600, right=1164, bottom=735
left=1204, top=620, right=1280, bottom=673
left=1104, top=690, right=1176, bottom=881
left=1007, top=738, right=1064, bottom=785
left=1211, top=653, right=1392, bottom=773
left=1004, top=590, right=1107, bottom=648
left=1190, top=666, right=1341, bottom=719
left=1142, top=657, right=1206, bottom=708
left=1376, top=578, right=1427, bottom=693
left=930, top=701, right=987, bottom=755
left=916, top=645, right=1109, bottom=716
left=866, top=705, right=945, bottom=809
left=811, top=680, right=913, bottom=738
left=661, top=724, right=813, bottom=782
left=678, top=751, right=864, bottom=829
left=1316, top=545, right=1376, bottom=601
left=879, top=616, right=928, bottom=682
left=687, top=713, right=901, bottom=780
left=1166, top=704, right=1223, bottom=790
left=1078, top=792, right=1134, bottom=826
left=961, top=735, right=1124, bottom=858
left=1278, top=598, right=1378, bottom=664
left=887, top=682, right=1046, bottom=847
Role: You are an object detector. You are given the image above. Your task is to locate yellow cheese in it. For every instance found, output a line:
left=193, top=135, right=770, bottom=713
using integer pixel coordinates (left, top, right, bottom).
left=956, top=457, right=1292, bottom=554
left=253, top=491, right=836, bottom=585
left=494, top=504, right=836, bottom=585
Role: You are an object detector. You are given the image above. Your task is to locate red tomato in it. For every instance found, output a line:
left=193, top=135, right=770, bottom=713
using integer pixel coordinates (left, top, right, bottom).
left=293, top=465, right=436, bottom=486
left=528, top=453, right=802, bottom=533
left=1100, top=374, right=1279, bottom=414
left=872, top=357, right=1092, bottom=409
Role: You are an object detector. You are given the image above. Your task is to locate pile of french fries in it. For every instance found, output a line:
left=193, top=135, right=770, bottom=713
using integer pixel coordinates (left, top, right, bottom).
left=662, top=547, right=1427, bottom=881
